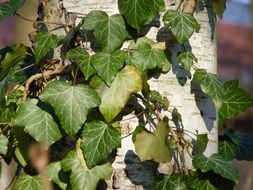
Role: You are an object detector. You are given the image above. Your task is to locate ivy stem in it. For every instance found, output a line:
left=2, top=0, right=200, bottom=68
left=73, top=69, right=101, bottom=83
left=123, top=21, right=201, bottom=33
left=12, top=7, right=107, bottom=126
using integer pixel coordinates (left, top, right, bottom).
left=119, top=110, right=146, bottom=123
left=15, top=13, right=70, bottom=27
left=14, top=63, right=36, bottom=73
left=3, top=174, right=16, bottom=190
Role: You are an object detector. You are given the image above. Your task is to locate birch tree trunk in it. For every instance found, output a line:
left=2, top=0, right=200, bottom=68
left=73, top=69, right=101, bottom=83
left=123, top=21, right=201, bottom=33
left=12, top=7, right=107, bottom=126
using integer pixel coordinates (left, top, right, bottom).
left=39, top=0, right=218, bottom=189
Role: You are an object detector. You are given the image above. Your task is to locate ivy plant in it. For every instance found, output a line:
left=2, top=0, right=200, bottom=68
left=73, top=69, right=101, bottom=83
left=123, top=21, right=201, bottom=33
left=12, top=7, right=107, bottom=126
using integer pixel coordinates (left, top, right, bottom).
left=0, top=0, right=252, bottom=189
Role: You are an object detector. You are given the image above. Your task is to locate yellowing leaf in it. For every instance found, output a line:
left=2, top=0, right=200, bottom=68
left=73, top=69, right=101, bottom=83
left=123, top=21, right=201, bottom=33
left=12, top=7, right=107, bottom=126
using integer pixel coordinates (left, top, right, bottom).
left=134, top=120, right=171, bottom=163
left=93, top=65, right=142, bottom=122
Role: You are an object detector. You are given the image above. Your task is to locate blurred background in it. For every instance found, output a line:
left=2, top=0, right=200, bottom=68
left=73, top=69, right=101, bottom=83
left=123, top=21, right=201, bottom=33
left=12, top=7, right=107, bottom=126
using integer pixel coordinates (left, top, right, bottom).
left=0, top=0, right=252, bottom=189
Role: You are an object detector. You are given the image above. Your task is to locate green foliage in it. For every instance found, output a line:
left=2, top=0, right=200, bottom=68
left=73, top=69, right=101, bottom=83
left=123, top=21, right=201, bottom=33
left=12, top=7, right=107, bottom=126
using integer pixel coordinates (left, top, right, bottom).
left=0, top=44, right=27, bottom=81
left=126, top=42, right=170, bottom=72
left=0, top=134, right=8, bottom=155
left=66, top=47, right=95, bottom=80
left=13, top=175, right=44, bottom=190
left=163, top=10, right=200, bottom=44
left=0, top=0, right=25, bottom=20
left=14, top=99, right=62, bottom=146
left=192, top=154, right=238, bottom=183
left=212, top=0, right=226, bottom=18
left=61, top=150, right=112, bottom=190
left=40, top=81, right=100, bottom=137
left=0, top=0, right=250, bottom=189
left=193, top=69, right=225, bottom=108
left=218, top=80, right=253, bottom=126
left=196, top=134, right=208, bottom=154
left=176, top=51, right=198, bottom=71
left=47, top=162, right=67, bottom=190
left=34, top=32, right=60, bottom=63
left=91, top=51, right=125, bottom=85
left=153, top=174, right=187, bottom=190
left=83, top=10, right=128, bottom=52
left=81, top=121, right=121, bottom=168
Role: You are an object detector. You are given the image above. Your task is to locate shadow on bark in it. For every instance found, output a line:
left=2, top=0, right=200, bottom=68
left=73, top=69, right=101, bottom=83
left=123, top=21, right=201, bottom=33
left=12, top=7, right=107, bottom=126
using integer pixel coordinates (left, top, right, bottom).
left=190, top=82, right=216, bottom=132
left=124, top=150, right=158, bottom=190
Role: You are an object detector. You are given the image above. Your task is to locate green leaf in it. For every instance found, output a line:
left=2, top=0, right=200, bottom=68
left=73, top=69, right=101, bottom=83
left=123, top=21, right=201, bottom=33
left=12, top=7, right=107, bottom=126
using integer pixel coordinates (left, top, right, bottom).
left=176, top=51, right=198, bottom=71
left=34, top=32, right=60, bottom=63
left=81, top=121, right=121, bottom=168
left=134, top=120, right=171, bottom=163
left=91, top=51, right=125, bottom=85
left=13, top=175, right=44, bottom=190
left=196, top=134, right=208, bottom=154
left=66, top=47, right=96, bottom=80
left=0, top=0, right=25, bottom=20
left=126, top=42, right=169, bottom=72
left=61, top=150, right=112, bottom=190
left=187, top=177, right=217, bottom=190
left=40, top=81, right=100, bottom=137
left=163, top=10, right=200, bottom=44
left=14, top=99, right=62, bottom=146
left=218, top=80, right=253, bottom=126
left=96, top=65, right=142, bottom=122
left=47, top=162, right=67, bottom=190
left=150, top=0, right=166, bottom=13
left=192, top=154, right=238, bottom=183
left=212, top=0, right=226, bottom=19
left=149, top=90, right=169, bottom=110
left=193, top=69, right=225, bottom=108
left=0, top=134, right=8, bottom=155
left=118, top=0, right=151, bottom=29
left=0, top=75, right=8, bottom=103
left=218, top=140, right=238, bottom=161
left=153, top=174, right=187, bottom=190
left=83, top=11, right=128, bottom=53
left=0, top=44, right=27, bottom=81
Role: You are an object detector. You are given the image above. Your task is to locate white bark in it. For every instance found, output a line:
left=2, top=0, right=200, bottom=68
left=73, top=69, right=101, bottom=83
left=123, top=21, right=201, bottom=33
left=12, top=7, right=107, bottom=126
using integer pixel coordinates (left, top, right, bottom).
left=41, top=0, right=218, bottom=189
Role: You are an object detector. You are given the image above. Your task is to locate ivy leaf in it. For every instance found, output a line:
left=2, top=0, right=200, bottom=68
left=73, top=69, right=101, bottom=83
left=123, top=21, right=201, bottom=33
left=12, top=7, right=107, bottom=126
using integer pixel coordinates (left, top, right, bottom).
left=192, top=154, right=238, bottom=183
left=0, top=0, right=25, bottom=20
left=83, top=11, right=128, bottom=53
left=126, top=42, right=169, bottom=72
left=13, top=175, right=44, bottom=190
left=218, top=80, right=253, bottom=126
left=176, top=51, right=198, bottom=71
left=218, top=140, right=238, bottom=161
left=212, top=0, right=226, bottom=19
left=81, top=121, right=121, bottom=168
left=150, top=0, right=166, bottom=13
left=0, top=75, right=8, bottom=103
left=95, top=65, right=142, bottom=122
left=61, top=150, right=112, bottom=190
left=187, top=177, right=217, bottom=190
left=193, top=69, right=225, bottom=108
left=235, top=132, right=253, bottom=161
left=91, top=51, right=125, bottom=85
left=40, top=81, right=101, bottom=137
left=0, top=134, right=8, bottom=155
left=14, top=99, right=62, bottom=146
left=82, top=10, right=107, bottom=31
left=47, top=162, right=67, bottom=190
left=134, top=120, right=171, bottom=163
left=34, top=32, right=60, bottom=63
left=163, top=10, right=200, bottom=44
left=118, top=0, right=151, bottom=29
left=0, top=44, right=27, bottom=81
left=66, top=47, right=96, bottom=80
left=153, top=174, right=187, bottom=190
left=196, top=134, right=208, bottom=154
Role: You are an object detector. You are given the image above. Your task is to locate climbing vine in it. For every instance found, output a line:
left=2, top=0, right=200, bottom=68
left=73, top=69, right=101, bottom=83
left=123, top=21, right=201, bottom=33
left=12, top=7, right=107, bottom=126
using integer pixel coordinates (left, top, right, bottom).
left=0, top=0, right=252, bottom=189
